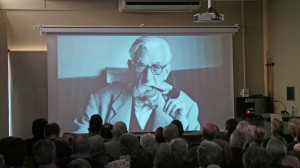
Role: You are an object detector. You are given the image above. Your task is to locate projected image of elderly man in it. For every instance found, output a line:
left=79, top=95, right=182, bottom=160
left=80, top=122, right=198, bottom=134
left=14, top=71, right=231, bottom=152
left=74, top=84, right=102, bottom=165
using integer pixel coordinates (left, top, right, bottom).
left=74, top=36, right=201, bottom=132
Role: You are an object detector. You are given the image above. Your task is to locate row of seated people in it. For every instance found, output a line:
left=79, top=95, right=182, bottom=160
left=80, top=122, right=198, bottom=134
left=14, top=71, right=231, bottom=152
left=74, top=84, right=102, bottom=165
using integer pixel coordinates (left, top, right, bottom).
left=1, top=115, right=300, bottom=168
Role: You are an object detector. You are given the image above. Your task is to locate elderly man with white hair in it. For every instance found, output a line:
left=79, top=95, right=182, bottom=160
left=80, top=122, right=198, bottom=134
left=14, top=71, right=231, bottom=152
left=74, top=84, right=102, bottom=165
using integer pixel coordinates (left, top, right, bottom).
left=75, top=36, right=200, bottom=132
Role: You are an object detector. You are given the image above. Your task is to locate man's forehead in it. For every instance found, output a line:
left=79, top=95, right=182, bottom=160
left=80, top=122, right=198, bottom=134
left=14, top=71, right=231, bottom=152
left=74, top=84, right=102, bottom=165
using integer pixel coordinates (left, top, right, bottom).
left=135, top=50, right=170, bottom=65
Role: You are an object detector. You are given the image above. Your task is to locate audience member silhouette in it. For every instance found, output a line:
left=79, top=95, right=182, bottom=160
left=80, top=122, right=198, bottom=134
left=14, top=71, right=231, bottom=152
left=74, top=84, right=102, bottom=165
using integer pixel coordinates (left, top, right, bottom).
left=140, top=133, right=158, bottom=154
left=0, top=153, right=4, bottom=168
left=154, top=127, right=165, bottom=143
left=54, top=138, right=72, bottom=168
left=25, top=118, right=48, bottom=156
left=214, top=139, right=232, bottom=168
left=32, top=139, right=57, bottom=168
left=4, top=117, right=300, bottom=168
left=236, top=121, right=253, bottom=149
left=0, top=137, right=26, bottom=168
left=45, top=123, right=61, bottom=141
left=171, top=120, right=184, bottom=137
left=189, top=122, right=225, bottom=168
left=197, top=140, right=222, bottom=168
left=229, top=129, right=246, bottom=168
left=131, top=147, right=154, bottom=168
left=288, top=127, right=300, bottom=161
left=71, top=134, right=90, bottom=160
left=221, top=118, right=238, bottom=142
left=170, top=138, right=189, bottom=168
left=163, top=124, right=179, bottom=142
left=101, top=123, right=113, bottom=142
left=105, top=121, right=128, bottom=161
left=88, top=114, right=103, bottom=136
left=266, top=137, right=299, bottom=168
left=202, top=123, right=219, bottom=141
left=67, top=158, right=91, bottom=168
left=287, top=118, right=300, bottom=151
left=89, top=135, right=110, bottom=167
left=207, top=165, right=221, bottom=168
left=243, top=146, right=269, bottom=168
left=107, top=133, right=139, bottom=168
left=264, top=119, right=292, bottom=147
left=188, top=145, right=199, bottom=168
left=236, top=121, right=250, bottom=138
left=249, top=126, right=266, bottom=147
left=153, top=143, right=172, bottom=168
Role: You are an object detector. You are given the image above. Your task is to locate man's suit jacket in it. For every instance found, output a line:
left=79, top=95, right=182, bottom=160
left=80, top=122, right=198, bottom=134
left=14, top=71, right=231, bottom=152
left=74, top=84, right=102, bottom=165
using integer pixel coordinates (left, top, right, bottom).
left=74, top=83, right=201, bottom=133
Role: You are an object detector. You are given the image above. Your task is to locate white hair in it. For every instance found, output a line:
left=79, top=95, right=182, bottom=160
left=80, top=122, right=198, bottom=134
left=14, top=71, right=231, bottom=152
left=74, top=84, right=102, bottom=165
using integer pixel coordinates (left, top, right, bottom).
left=170, top=138, right=188, bottom=161
left=163, top=124, right=179, bottom=142
left=89, top=135, right=105, bottom=157
left=112, top=121, right=128, bottom=139
left=140, top=133, right=158, bottom=154
left=129, top=36, right=172, bottom=63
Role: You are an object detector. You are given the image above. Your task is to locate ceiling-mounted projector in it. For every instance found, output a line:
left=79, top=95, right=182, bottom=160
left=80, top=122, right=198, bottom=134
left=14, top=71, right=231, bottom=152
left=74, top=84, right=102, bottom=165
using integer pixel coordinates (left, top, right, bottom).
left=194, top=0, right=224, bottom=22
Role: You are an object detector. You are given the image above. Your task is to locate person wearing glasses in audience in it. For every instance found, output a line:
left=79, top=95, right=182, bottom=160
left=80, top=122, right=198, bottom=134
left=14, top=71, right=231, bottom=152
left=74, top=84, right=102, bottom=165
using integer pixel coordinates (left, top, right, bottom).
left=74, top=36, right=200, bottom=132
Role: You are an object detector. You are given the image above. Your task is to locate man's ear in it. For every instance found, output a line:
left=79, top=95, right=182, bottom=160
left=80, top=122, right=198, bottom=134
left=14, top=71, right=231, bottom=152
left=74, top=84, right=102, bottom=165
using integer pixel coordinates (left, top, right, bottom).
left=128, top=60, right=135, bottom=72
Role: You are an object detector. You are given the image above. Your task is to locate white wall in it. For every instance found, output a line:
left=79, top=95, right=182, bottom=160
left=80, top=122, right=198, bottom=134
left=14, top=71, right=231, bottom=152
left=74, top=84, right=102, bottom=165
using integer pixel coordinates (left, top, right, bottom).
left=269, top=0, right=300, bottom=115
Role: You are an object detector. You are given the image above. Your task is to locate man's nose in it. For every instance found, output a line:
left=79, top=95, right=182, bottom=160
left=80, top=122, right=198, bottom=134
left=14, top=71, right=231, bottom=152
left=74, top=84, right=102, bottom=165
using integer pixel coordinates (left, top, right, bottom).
left=144, top=67, right=155, bottom=85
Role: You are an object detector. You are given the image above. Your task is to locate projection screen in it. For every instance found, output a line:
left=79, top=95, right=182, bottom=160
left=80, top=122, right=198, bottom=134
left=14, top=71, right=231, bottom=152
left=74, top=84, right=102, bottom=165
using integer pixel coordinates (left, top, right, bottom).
left=46, top=26, right=237, bottom=134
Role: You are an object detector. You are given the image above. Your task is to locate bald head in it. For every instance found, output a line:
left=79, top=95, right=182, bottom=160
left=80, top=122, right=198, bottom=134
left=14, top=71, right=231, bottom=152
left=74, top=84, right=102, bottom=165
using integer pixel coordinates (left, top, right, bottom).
left=202, top=123, right=218, bottom=141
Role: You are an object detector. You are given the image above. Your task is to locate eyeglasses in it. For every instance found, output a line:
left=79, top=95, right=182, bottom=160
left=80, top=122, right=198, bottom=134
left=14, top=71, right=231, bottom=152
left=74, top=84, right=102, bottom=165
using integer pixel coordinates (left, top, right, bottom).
left=132, top=60, right=168, bottom=75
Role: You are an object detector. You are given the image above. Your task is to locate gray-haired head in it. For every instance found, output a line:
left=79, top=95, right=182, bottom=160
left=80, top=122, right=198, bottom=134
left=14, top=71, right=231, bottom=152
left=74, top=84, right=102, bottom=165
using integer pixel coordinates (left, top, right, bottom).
left=213, top=139, right=232, bottom=166
left=266, top=137, right=287, bottom=165
left=250, top=126, right=266, bottom=146
left=236, top=121, right=252, bottom=142
left=153, top=143, right=173, bottom=168
left=271, top=119, right=284, bottom=136
left=229, top=129, right=246, bottom=150
left=236, top=121, right=249, bottom=135
left=67, top=158, right=91, bottom=168
left=129, top=36, right=172, bottom=64
left=170, top=138, right=189, bottom=161
left=197, top=140, right=222, bottom=168
left=112, top=121, right=128, bottom=139
left=119, top=133, right=139, bottom=157
left=32, top=139, right=56, bottom=165
left=163, top=124, right=179, bottom=142
left=243, top=146, right=269, bottom=168
left=89, top=135, right=106, bottom=158
left=72, top=134, right=89, bottom=154
left=140, top=133, right=158, bottom=154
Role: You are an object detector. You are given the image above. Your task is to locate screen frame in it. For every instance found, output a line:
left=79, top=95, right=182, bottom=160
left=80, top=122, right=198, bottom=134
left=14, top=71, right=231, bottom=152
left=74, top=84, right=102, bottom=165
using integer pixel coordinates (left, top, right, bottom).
left=41, top=25, right=239, bottom=34
left=46, top=26, right=237, bottom=135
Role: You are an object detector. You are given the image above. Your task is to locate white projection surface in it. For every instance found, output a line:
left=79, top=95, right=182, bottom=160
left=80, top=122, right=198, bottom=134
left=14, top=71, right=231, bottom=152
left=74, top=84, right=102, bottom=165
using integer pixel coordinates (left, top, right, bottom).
left=47, top=28, right=235, bottom=134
